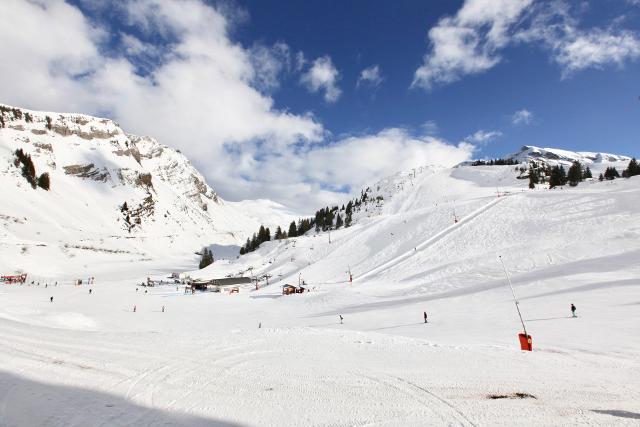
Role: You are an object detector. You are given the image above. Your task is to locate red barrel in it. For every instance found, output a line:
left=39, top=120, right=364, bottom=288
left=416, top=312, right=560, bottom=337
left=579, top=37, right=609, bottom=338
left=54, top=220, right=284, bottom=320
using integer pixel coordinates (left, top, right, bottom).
left=518, top=333, right=533, bottom=351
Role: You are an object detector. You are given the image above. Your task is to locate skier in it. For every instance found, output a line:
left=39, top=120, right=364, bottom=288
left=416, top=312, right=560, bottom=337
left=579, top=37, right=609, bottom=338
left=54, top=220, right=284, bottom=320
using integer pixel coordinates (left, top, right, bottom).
left=571, top=303, right=577, bottom=318
left=339, top=315, right=344, bottom=324
left=136, top=287, right=139, bottom=293
left=423, top=311, right=428, bottom=324
left=45, top=284, right=48, bottom=288
left=50, top=296, right=53, bottom=303
left=133, top=305, right=137, bottom=313
left=89, top=289, right=92, bottom=294
left=258, top=322, right=262, bottom=329
left=162, top=305, right=165, bottom=313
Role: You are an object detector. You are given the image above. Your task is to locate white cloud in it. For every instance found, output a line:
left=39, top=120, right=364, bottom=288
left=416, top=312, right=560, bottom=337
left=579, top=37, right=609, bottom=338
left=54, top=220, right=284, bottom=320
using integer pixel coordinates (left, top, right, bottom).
left=414, top=0, right=640, bottom=89
left=249, top=42, right=292, bottom=93
left=356, top=65, right=383, bottom=88
left=413, top=0, right=533, bottom=90
left=464, top=130, right=502, bottom=145
left=546, top=30, right=640, bottom=76
left=0, top=0, right=476, bottom=212
left=512, top=109, right=534, bottom=125
left=516, top=1, right=640, bottom=76
left=300, top=56, right=342, bottom=103
left=421, top=120, right=439, bottom=134
left=243, top=129, right=476, bottom=209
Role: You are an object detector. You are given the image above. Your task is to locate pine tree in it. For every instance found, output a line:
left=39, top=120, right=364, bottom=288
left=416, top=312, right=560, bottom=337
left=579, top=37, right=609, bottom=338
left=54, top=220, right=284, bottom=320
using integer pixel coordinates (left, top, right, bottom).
left=265, top=227, right=271, bottom=241
left=239, top=247, right=245, bottom=255
left=121, top=201, right=129, bottom=212
left=21, top=155, right=37, bottom=188
left=250, top=233, right=258, bottom=251
left=528, top=166, right=538, bottom=189
left=598, top=173, right=604, bottom=182
left=623, top=158, right=639, bottom=178
left=245, top=238, right=251, bottom=253
left=45, top=116, right=52, bottom=130
left=567, top=161, right=582, bottom=187
left=582, top=167, right=592, bottom=179
left=37, top=172, right=50, bottom=190
left=335, top=213, right=343, bottom=228
left=549, top=165, right=567, bottom=188
left=345, top=201, right=353, bottom=227
left=604, top=166, right=619, bottom=180
left=275, top=226, right=283, bottom=240
left=324, top=209, right=334, bottom=230
left=258, top=225, right=267, bottom=243
left=199, top=248, right=213, bottom=269
left=288, top=221, right=297, bottom=238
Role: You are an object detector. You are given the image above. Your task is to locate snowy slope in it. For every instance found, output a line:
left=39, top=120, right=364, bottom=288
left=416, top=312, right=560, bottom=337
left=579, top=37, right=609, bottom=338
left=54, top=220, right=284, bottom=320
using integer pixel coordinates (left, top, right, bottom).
left=0, top=157, right=639, bottom=425
left=0, top=104, right=295, bottom=278
left=0, top=105, right=639, bottom=426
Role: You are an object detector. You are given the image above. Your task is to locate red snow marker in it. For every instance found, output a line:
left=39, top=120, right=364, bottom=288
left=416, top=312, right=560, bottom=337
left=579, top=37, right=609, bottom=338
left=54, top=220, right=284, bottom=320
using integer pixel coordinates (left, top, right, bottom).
left=518, top=333, right=533, bottom=351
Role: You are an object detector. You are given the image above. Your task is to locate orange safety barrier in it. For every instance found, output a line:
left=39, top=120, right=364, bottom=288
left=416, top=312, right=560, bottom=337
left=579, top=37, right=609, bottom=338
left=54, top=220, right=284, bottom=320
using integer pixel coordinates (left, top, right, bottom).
left=518, top=333, right=533, bottom=351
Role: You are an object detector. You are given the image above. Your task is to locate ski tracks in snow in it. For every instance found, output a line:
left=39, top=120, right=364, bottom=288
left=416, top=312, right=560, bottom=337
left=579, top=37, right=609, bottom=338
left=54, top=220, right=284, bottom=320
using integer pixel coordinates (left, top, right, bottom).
left=355, top=195, right=509, bottom=283
left=358, top=373, right=476, bottom=426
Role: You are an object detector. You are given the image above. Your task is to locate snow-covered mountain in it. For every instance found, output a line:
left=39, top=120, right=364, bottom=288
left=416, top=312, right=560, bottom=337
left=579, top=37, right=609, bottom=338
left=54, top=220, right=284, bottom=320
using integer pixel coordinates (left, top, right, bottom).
left=0, top=104, right=296, bottom=277
left=506, top=145, right=631, bottom=168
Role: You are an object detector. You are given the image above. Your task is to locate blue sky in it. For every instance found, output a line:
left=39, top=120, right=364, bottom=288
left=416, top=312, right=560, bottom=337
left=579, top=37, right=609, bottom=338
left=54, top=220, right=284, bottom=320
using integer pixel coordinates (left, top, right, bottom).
left=1, top=0, right=639, bottom=210
left=234, top=0, right=640, bottom=158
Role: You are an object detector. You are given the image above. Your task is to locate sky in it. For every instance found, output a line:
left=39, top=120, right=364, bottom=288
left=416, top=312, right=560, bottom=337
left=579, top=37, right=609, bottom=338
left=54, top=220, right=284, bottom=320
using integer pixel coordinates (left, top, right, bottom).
left=1, top=0, right=639, bottom=212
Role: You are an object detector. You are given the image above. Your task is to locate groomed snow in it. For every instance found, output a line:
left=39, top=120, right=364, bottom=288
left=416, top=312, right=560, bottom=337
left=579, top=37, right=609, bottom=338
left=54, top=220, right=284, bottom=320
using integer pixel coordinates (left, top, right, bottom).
left=1, top=163, right=639, bottom=425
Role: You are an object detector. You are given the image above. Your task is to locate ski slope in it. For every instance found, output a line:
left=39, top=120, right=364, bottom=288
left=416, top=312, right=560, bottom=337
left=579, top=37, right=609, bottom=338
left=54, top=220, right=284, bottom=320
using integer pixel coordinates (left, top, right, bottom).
left=0, top=165, right=639, bottom=426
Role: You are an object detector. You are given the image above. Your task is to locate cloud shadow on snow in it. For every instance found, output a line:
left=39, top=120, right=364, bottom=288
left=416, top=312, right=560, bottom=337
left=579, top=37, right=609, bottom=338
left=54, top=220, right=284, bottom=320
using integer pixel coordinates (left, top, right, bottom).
left=0, top=370, right=244, bottom=427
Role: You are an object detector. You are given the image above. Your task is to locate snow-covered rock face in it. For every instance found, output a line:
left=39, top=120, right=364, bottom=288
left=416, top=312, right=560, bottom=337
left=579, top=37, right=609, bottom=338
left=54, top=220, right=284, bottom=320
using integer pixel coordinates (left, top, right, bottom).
left=508, top=145, right=631, bottom=166
left=0, top=104, right=296, bottom=277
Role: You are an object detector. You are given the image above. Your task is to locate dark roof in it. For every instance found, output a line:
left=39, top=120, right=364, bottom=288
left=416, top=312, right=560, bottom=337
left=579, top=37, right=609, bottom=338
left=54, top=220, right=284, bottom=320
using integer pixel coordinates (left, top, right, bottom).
left=192, top=277, right=251, bottom=286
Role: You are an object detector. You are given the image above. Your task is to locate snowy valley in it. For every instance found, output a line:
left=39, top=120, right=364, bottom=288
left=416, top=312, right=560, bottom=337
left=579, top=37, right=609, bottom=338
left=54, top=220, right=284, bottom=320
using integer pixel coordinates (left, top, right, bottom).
left=1, top=104, right=639, bottom=426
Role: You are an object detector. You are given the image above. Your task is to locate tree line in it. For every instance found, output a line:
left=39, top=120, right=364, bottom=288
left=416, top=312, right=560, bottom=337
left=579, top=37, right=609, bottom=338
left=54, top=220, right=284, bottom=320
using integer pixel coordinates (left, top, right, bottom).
left=238, top=187, right=379, bottom=256
left=470, top=158, right=518, bottom=166
left=527, top=158, right=639, bottom=189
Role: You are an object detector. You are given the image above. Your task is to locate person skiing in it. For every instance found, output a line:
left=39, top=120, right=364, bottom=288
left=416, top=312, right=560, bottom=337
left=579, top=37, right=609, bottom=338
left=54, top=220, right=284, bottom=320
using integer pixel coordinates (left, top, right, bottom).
left=133, top=305, right=137, bottom=313
left=89, top=289, right=92, bottom=294
left=571, top=303, right=577, bottom=318
left=423, top=311, right=428, bottom=324
left=339, top=315, right=344, bottom=324
left=136, top=287, right=139, bottom=293
left=162, top=305, right=165, bottom=313
left=50, top=296, right=53, bottom=303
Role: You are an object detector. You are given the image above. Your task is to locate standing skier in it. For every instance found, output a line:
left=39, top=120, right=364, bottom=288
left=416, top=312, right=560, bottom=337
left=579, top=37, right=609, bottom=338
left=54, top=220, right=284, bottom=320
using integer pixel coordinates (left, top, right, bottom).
left=339, top=315, right=344, bottom=324
left=571, top=303, right=577, bottom=318
left=423, top=311, right=428, bottom=323
left=50, top=296, right=53, bottom=303
left=133, top=305, right=137, bottom=313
